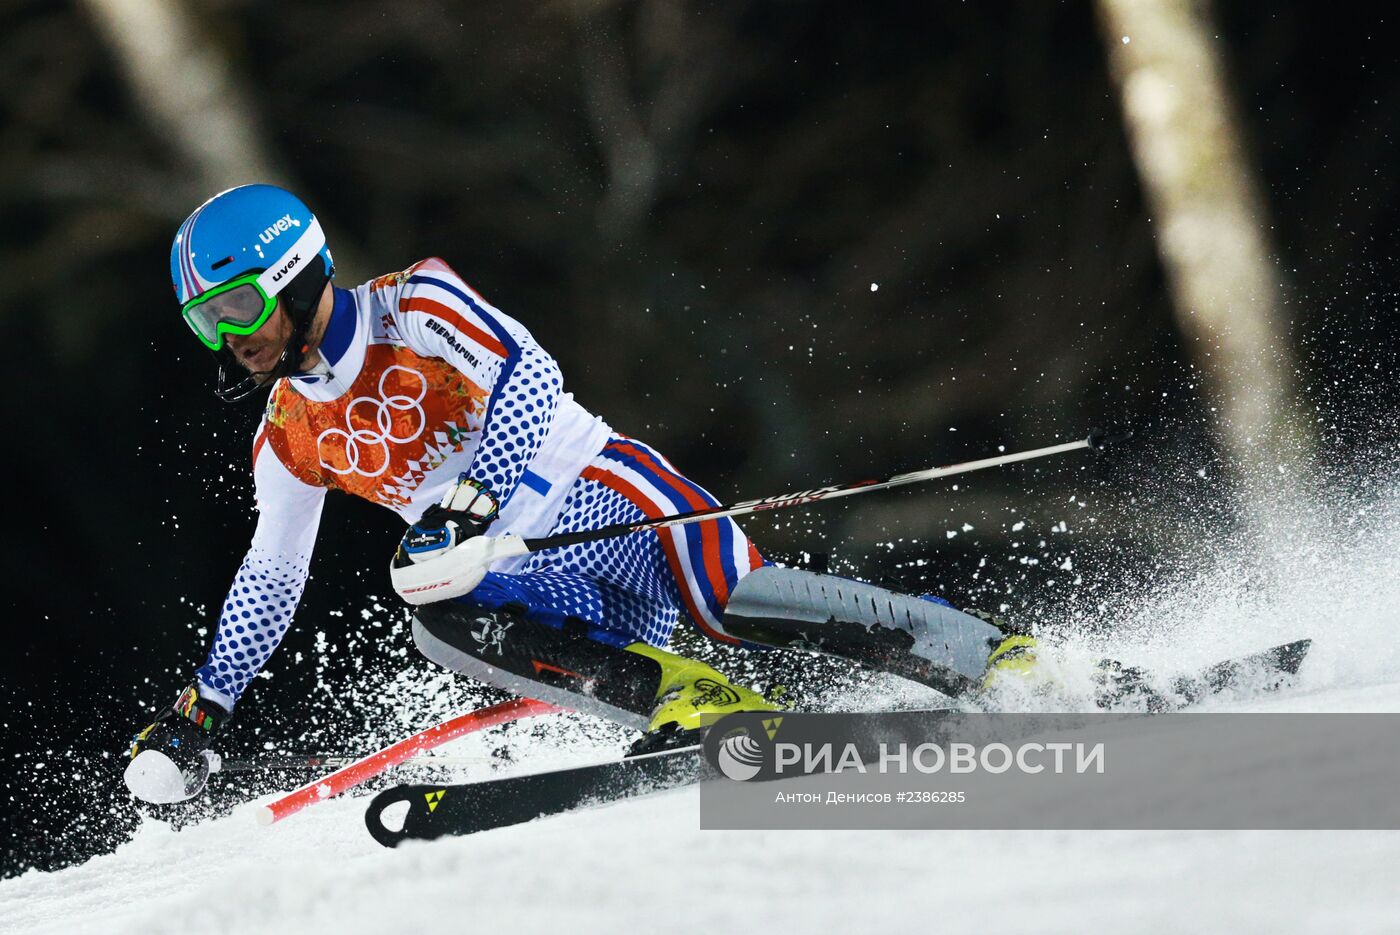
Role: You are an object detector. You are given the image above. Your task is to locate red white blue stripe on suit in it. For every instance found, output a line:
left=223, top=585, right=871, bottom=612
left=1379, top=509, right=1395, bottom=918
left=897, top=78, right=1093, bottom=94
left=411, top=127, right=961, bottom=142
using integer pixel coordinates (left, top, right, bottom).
left=580, top=436, right=764, bottom=643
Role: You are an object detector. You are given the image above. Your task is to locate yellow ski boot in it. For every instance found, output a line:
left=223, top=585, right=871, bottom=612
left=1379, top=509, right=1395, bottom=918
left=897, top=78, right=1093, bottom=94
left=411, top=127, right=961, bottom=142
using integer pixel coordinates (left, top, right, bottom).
left=967, top=608, right=1057, bottom=696
left=981, top=634, right=1042, bottom=692
left=625, top=643, right=781, bottom=752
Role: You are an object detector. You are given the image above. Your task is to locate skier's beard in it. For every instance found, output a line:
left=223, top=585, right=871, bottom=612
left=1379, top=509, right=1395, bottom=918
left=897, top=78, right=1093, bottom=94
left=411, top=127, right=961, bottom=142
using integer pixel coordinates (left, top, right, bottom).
left=227, top=303, right=300, bottom=384
left=249, top=354, right=287, bottom=387
left=237, top=339, right=292, bottom=384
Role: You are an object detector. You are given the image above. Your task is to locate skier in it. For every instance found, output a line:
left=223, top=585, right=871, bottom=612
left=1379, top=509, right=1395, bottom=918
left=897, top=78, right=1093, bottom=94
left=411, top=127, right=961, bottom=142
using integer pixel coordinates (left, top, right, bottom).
left=126, top=184, right=1032, bottom=803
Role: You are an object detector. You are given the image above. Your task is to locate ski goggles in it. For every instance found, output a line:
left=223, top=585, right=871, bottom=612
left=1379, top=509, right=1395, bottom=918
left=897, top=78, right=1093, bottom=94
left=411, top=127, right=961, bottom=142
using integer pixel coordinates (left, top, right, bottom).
left=180, top=218, right=325, bottom=351
left=181, top=272, right=279, bottom=351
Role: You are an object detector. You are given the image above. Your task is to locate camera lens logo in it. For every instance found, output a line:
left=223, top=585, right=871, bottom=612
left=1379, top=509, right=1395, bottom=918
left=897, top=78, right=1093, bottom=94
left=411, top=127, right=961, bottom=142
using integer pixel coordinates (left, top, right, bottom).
left=717, top=732, right=766, bottom=782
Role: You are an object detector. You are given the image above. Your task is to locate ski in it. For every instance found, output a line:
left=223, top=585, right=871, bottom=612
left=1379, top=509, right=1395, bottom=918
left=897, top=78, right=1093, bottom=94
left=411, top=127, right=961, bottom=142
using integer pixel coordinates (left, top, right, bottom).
left=362, top=639, right=1311, bottom=846
left=1174, top=637, right=1311, bottom=701
left=1096, top=638, right=1312, bottom=712
left=363, top=707, right=962, bottom=847
left=364, top=743, right=705, bottom=847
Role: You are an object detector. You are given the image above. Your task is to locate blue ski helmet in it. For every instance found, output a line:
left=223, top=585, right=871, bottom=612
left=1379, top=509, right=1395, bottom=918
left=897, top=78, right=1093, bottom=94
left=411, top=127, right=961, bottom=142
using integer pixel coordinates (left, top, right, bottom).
left=171, top=184, right=335, bottom=400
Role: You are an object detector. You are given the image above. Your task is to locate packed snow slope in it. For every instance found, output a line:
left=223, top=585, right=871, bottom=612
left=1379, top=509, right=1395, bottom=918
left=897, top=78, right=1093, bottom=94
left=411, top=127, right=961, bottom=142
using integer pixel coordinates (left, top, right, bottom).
left=4, top=675, right=1400, bottom=935
left=8, top=478, right=1400, bottom=934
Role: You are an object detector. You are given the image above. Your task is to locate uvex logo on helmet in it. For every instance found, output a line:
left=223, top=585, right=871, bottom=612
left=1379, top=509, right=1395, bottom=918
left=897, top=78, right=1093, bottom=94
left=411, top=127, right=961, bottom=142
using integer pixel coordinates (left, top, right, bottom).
left=271, top=253, right=303, bottom=284
left=259, top=214, right=300, bottom=244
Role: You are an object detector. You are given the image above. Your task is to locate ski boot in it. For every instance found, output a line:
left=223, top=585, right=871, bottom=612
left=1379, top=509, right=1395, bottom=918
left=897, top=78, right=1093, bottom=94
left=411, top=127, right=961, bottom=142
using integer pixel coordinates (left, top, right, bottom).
left=976, top=614, right=1178, bottom=708
left=981, top=634, right=1046, bottom=691
left=972, top=608, right=1176, bottom=708
left=626, top=644, right=782, bottom=755
left=963, top=608, right=1056, bottom=695
left=410, top=601, right=781, bottom=752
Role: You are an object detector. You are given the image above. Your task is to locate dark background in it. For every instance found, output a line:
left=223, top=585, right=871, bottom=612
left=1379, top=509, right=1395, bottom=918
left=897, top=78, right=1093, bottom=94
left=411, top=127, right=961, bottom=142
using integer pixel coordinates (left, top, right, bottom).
left=4, top=1, right=1400, bottom=876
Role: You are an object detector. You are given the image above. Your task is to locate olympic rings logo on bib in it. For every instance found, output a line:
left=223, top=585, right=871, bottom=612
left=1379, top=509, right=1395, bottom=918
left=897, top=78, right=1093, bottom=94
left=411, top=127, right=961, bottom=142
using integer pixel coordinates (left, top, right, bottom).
left=317, top=365, right=428, bottom=477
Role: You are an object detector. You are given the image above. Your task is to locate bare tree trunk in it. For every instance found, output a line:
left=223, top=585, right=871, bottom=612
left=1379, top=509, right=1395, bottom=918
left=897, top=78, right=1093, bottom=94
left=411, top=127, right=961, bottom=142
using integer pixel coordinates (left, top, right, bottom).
left=77, top=0, right=286, bottom=200
left=78, top=0, right=366, bottom=277
left=1097, top=0, right=1313, bottom=501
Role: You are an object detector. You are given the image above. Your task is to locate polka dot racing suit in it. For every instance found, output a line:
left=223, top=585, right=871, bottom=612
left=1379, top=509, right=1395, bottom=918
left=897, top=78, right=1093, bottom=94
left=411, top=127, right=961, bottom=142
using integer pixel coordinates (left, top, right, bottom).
left=196, top=258, right=761, bottom=710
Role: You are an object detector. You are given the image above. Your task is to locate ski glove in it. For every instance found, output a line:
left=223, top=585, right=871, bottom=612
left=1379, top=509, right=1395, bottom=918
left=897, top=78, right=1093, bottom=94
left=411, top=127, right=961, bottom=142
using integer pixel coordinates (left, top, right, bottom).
left=396, top=476, right=501, bottom=564
left=124, top=683, right=229, bottom=804
left=390, top=476, right=529, bottom=605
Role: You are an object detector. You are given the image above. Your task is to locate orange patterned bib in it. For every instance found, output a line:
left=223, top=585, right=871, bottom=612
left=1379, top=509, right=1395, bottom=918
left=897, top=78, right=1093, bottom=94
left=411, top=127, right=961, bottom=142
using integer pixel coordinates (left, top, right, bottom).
left=262, top=343, right=489, bottom=508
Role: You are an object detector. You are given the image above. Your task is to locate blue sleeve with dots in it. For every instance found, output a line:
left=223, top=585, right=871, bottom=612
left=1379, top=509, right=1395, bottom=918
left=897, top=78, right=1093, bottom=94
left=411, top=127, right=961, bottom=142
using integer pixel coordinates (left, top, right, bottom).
left=195, top=547, right=311, bottom=705
left=195, top=439, right=326, bottom=709
left=397, top=267, right=564, bottom=511
left=466, top=336, right=562, bottom=509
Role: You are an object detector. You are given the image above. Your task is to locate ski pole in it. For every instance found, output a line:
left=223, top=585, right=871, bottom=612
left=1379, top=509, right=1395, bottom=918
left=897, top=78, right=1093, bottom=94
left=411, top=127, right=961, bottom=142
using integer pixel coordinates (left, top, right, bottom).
left=254, top=698, right=562, bottom=825
left=523, top=428, right=1130, bottom=553
left=218, top=754, right=494, bottom=772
